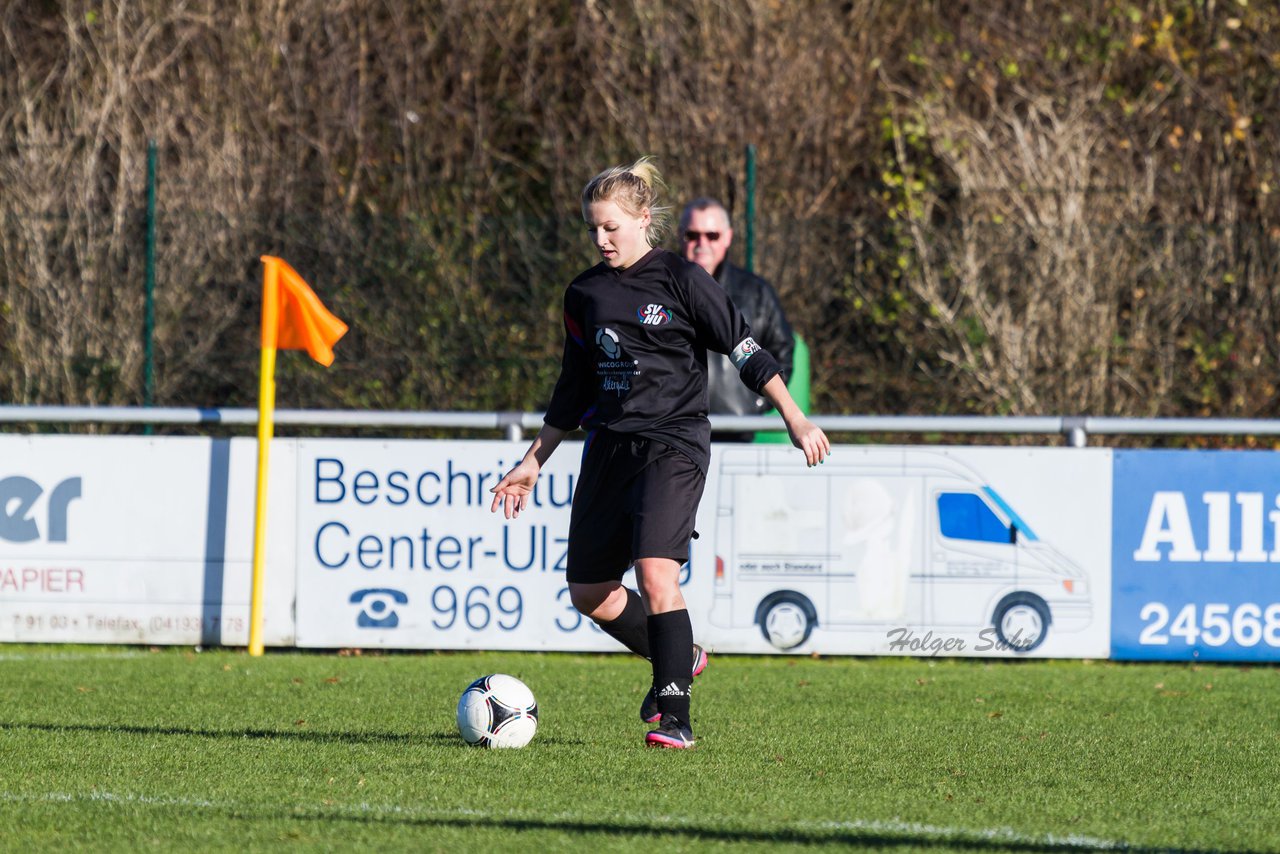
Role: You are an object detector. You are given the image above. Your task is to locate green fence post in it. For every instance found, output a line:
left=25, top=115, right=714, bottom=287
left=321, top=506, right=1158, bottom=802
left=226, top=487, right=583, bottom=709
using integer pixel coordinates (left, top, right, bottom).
left=744, top=143, right=756, bottom=273
left=144, top=139, right=157, bottom=432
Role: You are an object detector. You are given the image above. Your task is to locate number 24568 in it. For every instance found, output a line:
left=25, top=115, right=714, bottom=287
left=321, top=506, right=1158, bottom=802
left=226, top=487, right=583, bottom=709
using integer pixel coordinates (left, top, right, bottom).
left=1139, top=602, right=1280, bottom=647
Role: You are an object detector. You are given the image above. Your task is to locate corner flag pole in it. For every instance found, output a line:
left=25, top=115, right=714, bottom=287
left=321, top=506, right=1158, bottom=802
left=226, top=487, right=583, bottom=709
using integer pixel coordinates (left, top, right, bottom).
left=248, top=258, right=281, bottom=657
left=247, top=256, right=347, bottom=657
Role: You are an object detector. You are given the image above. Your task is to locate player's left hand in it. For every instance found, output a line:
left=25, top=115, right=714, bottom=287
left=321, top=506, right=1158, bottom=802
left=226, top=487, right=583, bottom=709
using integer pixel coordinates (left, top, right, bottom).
left=788, top=418, right=831, bottom=467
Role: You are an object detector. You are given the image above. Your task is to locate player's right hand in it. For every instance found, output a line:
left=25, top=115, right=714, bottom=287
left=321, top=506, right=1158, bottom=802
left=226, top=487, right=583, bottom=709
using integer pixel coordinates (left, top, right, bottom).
left=489, top=461, right=539, bottom=519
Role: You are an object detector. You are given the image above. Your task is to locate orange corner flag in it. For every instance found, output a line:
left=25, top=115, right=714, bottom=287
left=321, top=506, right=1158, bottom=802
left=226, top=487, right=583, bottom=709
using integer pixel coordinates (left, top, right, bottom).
left=260, top=256, right=348, bottom=366
left=250, top=255, right=348, bottom=655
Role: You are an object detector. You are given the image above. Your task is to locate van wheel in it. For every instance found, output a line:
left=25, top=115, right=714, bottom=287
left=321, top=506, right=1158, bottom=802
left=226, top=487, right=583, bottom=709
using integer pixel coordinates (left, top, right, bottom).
left=757, top=593, right=816, bottom=650
left=992, top=594, right=1050, bottom=653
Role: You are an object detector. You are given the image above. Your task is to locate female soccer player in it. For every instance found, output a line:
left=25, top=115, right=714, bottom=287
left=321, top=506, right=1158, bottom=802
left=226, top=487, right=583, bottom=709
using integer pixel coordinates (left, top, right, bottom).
left=490, top=157, right=830, bottom=748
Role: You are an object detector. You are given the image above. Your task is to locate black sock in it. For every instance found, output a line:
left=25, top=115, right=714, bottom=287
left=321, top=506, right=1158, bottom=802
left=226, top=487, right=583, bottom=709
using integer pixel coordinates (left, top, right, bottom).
left=594, top=587, right=650, bottom=659
left=648, top=609, right=693, bottom=727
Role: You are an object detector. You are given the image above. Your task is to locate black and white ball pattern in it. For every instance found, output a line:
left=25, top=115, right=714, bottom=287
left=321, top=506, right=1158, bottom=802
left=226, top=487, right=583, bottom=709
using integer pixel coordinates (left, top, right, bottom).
left=456, top=674, right=538, bottom=748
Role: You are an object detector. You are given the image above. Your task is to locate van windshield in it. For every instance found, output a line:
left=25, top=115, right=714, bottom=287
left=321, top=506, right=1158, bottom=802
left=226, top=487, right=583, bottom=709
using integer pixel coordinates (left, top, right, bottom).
left=938, top=492, right=1012, bottom=543
left=982, top=486, right=1040, bottom=541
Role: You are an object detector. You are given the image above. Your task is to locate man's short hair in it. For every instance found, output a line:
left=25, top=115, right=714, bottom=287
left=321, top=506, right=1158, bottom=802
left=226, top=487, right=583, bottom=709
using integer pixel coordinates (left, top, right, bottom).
left=680, top=197, right=731, bottom=231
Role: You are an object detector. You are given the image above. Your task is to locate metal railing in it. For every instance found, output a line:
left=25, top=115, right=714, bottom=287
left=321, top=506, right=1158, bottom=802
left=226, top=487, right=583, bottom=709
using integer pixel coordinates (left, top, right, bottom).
left=3, top=406, right=1280, bottom=447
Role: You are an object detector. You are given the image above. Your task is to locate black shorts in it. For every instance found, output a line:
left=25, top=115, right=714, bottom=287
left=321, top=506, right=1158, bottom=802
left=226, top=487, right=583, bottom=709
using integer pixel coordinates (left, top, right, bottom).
left=565, top=432, right=706, bottom=584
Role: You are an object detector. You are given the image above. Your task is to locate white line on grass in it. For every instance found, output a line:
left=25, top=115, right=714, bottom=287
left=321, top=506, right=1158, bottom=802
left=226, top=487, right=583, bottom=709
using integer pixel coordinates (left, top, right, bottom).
left=0, top=790, right=1137, bottom=849
left=0, top=650, right=154, bottom=662
left=818, top=818, right=1128, bottom=850
left=1, top=791, right=217, bottom=808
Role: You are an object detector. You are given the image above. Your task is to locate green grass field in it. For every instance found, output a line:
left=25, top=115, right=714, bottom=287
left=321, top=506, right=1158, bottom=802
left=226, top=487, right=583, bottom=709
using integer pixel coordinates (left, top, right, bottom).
left=1, top=646, right=1276, bottom=852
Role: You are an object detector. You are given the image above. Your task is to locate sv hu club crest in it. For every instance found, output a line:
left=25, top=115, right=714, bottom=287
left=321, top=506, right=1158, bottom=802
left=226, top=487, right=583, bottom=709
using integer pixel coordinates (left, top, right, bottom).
left=638, top=304, right=671, bottom=326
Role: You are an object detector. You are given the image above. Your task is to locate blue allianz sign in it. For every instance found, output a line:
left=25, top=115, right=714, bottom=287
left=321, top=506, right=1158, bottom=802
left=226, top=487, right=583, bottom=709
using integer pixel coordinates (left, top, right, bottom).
left=1112, top=450, right=1280, bottom=660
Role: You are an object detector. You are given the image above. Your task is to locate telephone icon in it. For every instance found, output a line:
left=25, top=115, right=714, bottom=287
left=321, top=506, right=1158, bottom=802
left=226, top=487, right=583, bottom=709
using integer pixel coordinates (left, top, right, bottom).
left=349, top=587, right=408, bottom=628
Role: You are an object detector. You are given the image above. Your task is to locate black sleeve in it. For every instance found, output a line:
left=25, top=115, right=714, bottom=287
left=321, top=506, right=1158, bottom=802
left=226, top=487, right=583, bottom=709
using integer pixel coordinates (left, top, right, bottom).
left=755, top=279, right=795, bottom=383
left=542, top=292, right=592, bottom=431
left=684, top=264, right=782, bottom=395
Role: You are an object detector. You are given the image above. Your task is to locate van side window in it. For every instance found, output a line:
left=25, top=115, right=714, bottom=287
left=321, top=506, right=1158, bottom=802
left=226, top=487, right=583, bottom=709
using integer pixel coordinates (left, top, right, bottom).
left=937, top=493, right=1012, bottom=543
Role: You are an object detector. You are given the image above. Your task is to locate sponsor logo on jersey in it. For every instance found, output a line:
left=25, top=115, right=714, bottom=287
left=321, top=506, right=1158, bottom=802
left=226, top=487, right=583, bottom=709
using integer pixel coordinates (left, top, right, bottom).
left=595, top=327, right=621, bottom=359
left=594, top=327, right=637, bottom=396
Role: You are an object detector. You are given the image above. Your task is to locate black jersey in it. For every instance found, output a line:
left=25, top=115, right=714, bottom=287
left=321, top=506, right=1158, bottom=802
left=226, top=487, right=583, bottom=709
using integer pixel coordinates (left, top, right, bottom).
left=543, top=247, right=782, bottom=472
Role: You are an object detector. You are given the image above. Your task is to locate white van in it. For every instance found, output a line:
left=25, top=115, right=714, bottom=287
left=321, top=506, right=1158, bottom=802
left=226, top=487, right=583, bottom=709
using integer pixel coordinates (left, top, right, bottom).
left=707, top=446, right=1092, bottom=651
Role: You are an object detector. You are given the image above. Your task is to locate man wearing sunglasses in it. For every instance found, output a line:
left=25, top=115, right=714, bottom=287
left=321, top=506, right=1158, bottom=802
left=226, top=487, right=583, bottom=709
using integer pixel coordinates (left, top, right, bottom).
left=680, top=197, right=796, bottom=441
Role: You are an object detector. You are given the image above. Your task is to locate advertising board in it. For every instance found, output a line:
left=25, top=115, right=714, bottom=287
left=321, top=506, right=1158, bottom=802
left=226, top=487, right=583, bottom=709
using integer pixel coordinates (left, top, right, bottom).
left=291, top=441, right=1112, bottom=658
left=15, top=434, right=1276, bottom=661
left=697, top=445, right=1111, bottom=657
left=1112, top=450, right=1280, bottom=661
left=0, top=436, right=296, bottom=646
left=293, top=439, right=597, bottom=650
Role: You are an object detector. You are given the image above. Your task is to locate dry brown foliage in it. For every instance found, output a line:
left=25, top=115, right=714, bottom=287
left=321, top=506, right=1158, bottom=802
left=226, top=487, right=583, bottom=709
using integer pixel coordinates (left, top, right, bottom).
left=2, top=1, right=1278, bottom=423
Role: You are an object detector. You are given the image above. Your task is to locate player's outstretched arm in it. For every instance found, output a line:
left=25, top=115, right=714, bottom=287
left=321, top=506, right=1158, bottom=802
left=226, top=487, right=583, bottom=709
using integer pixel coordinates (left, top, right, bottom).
left=489, top=424, right=569, bottom=519
left=759, top=374, right=830, bottom=467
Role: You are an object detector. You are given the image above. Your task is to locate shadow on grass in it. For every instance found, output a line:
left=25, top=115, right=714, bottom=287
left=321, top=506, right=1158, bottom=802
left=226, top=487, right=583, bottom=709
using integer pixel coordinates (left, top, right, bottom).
left=3, top=720, right=585, bottom=747
left=274, top=811, right=1256, bottom=854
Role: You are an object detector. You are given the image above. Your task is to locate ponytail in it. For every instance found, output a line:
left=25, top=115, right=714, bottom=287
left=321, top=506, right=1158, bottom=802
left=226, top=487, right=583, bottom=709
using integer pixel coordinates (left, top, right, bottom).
left=581, top=156, right=672, bottom=245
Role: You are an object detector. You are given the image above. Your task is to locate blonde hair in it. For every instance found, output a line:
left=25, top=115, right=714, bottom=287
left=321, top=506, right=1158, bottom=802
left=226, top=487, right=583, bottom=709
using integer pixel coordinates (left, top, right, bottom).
left=581, top=156, right=671, bottom=245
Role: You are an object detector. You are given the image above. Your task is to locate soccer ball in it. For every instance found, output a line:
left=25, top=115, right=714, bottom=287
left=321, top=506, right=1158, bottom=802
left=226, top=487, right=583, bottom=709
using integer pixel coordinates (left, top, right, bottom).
left=456, top=674, right=538, bottom=748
